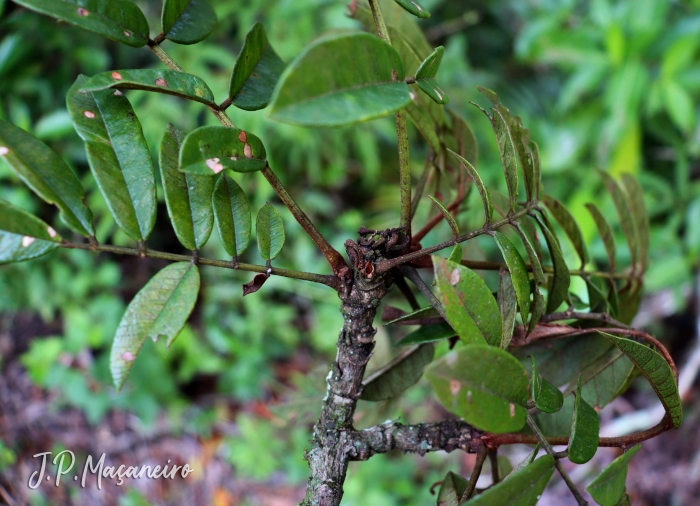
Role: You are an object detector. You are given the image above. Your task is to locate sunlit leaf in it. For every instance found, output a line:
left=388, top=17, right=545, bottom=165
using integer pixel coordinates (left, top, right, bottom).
left=568, top=375, right=600, bottom=464
left=426, top=345, right=529, bottom=433
left=162, top=0, right=217, bottom=45
left=464, top=455, right=555, bottom=505
left=256, top=203, right=285, bottom=261
left=492, top=232, right=530, bottom=323
left=543, top=195, right=588, bottom=269
left=269, top=32, right=411, bottom=126
left=81, top=69, right=216, bottom=106
left=530, top=357, right=564, bottom=414
left=433, top=257, right=502, bottom=346
left=229, top=22, right=286, bottom=111
left=111, top=262, right=200, bottom=391
left=428, top=195, right=458, bottom=236
left=159, top=124, right=214, bottom=250
left=361, top=343, right=434, bottom=401
left=586, top=444, right=641, bottom=506
left=13, top=0, right=149, bottom=47
left=67, top=75, right=156, bottom=241
left=212, top=174, right=251, bottom=257
left=179, top=126, right=267, bottom=175
left=0, top=199, right=60, bottom=263
left=447, top=149, right=492, bottom=224
left=0, top=119, right=93, bottom=237
left=598, top=331, right=682, bottom=428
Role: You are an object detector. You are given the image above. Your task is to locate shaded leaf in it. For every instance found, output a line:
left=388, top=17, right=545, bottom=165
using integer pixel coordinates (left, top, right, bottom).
left=428, top=195, right=458, bottom=236
left=498, top=270, right=517, bottom=349
left=447, top=149, right=492, bottom=224
left=242, top=272, right=270, bottom=296
left=269, top=32, right=410, bottom=126
left=415, top=46, right=448, bottom=104
left=586, top=203, right=616, bottom=271
left=543, top=195, right=588, bottom=269
left=530, top=141, right=541, bottom=200
left=426, top=345, right=529, bottom=433
left=180, top=126, right=267, bottom=175
left=437, top=471, right=468, bottom=506
left=212, top=174, right=251, bottom=257
left=393, top=0, right=430, bottom=19
left=530, top=357, right=564, bottom=414
left=465, top=455, right=555, bottom=505
left=568, top=375, right=600, bottom=464
left=433, top=257, right=502, bottom=346
left=448, top=244, right=462, bottom=263
left=361, top=343, right=434, bottom=401
left=0, top=199, right=59, bottom=264
left=492, top=231, right=530, bottom=323
left=159, top=124, right=214, bottom=250
left=81, top=69, right=216, bottom=106
left=586, top=444, right=641, bottom=506
left=229, top=22, right=286, bottom=111
left=111, top=262, right=200, bottom=391
left=13, top=0, right=149, bottom=47
left=384, top=305, right=440, bottom=325
left=397, top=322, right=455, bottom=345
left=620, top=174, right=649, bottom=270
left=67, top=75, right=156, bottom=241
left=598, top=331, right=682, bottom=428
left=503, top=444, right=540, bottom=481
left=256, top=203, right=285, bottom=261
left=0, top=119, right=93, bottom=237
left=598, top=170, right=638, bottom=268
left=534, top=214, right=570, bottom=313
left=162, top=0, right=217, bottom=45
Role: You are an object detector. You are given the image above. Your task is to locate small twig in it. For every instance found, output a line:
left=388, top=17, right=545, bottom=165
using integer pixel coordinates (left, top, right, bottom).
left=460, top=446, right=488, bottom=503
left=218, top=97, right=233, bottom=111
left=539, top=311, right=630, bottom=329
left=396, top=108, right=412, bottom=237
left=526, top=414, right=587, bottom=506
left=152, top=32, right=166, bottom=44
left=405, top=76, right=417, bottom=84
left=488, top=449, right=501, bottom=484
left=399, top=265, right=448, bottom=323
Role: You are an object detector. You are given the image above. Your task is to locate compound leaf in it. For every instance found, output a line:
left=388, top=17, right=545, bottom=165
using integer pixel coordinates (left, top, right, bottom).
left=0, top=119, right=93, bottom=237
left=111, top=262, right=200, bottom=391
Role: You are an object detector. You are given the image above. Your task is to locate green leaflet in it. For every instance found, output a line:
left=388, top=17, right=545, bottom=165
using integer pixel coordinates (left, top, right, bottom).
left=498, top=270, right=517, bottom=349
left=212, top=174, right=251, bottom=258
left=586, top=444, right=641, bottom=506
left=428, top=195, right=458, bottom=235
left=179, top=126, right=267, bottom=175
left=269, top=32, right=411, bottom=127
left=568, top=375, right=600, bottom=464
left=530, top=357, right=564, bottom=414
left=448, top=244, right=462, bottom=263
left=360, top=343, right=434, bottom=401
left=81, top=69, right=216, bottom=107
left=67, top=75, right=156, bottom=241
left=159, top=124, right=214, bottom=251
left=586, top=203, right=617, bottom=271
left=229, top=22, right=286, bottom=111
left=436, top=471, right=468, bottom=506
left=530, top=141, right=541, bottom=200
left=0, top=119, right=93, bottom=237
left=13, top=0, right=149, bottom=47
left=433, top=257, right=502, bottom=347
left=415, top=46, right=448, bottom=104
left=0, top=199, right=60, bottom=264
left=543, top=195, right=588, bottom=269
left=503, top=444, right=540, bottom=481
left=492, top=232, right=531, bottom=323
left=598, top=170, right=639, bottom=269
left=465, top=455, right=555, bottom=505
left=397, top=322, right=455, bottom=345
left=393, top=0, right=430, bottom=19
left=447, top=149, right=492, bottom=224
left=598, top=331, right=683, bottom=428
left=256, top=203, right=285, bottom=261
left=620, top=174, right=649, bottom=270
left=511, top=220, right=545, bottom=333
left=426, top=345, right=529, bottom=433
left=162, top=0, right=217, bottom=45
left=534, top=213, right=570, bottom=313
left=110, top=262, right=200, bottom=392
left=384, top=306, right=439, bottom=325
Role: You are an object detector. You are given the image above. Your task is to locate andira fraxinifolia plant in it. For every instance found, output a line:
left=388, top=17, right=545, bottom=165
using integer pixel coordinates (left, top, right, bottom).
left=0, top=1, right=682, bottom=505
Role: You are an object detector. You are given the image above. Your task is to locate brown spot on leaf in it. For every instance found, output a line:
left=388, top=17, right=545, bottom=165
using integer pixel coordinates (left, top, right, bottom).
left=155, top=78, right=168, bottom=87
left=449, top=380, right=460, bottom=395
left=77, top=7, right=89, bottom=16
left=450, top=268, right=460, bottom=286
left=238, top=131, right=247, bottom=143
left=243, top=143, right=253, bottom=159
left=243, top=273, right=270, bottom=296
left=0, top=146, right=8, bottom=156
left=111, top=71, right=123, bottom=80
left=121, top=351, right=136, bottom=362
left=83, top=111, right=96, bottom=119
left=21, top=236, right=35, bottom=247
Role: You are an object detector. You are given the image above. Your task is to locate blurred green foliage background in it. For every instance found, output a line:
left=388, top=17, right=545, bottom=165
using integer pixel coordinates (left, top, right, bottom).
left=1, top=0, right=699, bottom=504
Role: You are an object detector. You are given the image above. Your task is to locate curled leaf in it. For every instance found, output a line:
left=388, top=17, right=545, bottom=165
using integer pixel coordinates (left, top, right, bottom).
left=242, top=272, right=270, bottom=296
